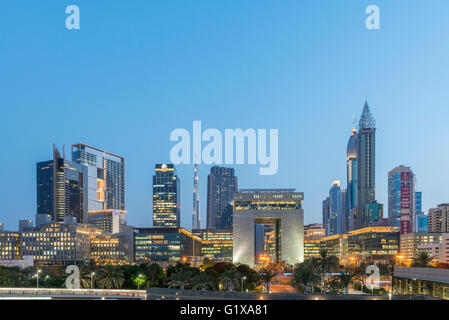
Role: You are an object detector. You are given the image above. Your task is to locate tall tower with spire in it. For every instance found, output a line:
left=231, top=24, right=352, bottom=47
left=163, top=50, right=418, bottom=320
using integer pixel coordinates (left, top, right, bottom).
left=192, top=156, right=201, bottom=230
left=356, top=100, right=376, bottom=229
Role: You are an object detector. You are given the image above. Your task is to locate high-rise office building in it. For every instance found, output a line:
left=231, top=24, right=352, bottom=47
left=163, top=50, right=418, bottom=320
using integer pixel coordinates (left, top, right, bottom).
left=19, top=220, right=33, bottom=233
left=71, top=143, right=125, bottom=212
left=153, top=164, right=180, bottom=228
left=233, top=189, right=304, bottom=267
left=346, top=128, right=358, bottom=232
left=192, top=160, right=201, bottom=230
left=415, top=212, right=429, bottom=233
left=329, top=181, right=342, bottom=236
left=37, top=145, right=87, bottom=223
left=219, top=202, right=233, bottom=230
left=415, top=192, right=423, bottom=213
left=341, top=188, right=348, bottom=234
left=428, top=204, right=449, bottom=233
left=322, top=197, right=330, bottom=236
left=356, top=101, right=376, bottom=230
left=388, top=165, right=416, bottom=234
left=206, top=167, right=238, bottom=230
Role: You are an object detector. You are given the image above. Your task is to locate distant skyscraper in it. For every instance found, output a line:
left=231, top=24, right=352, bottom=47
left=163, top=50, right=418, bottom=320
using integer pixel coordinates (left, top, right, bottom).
left=366, top=200, right=384, bottom=223
left=206, top=167, right=238, bottom=230
left=356, top=101, right=376, bottom=230
left=322, top=197, right=330, bottom=236
left=192, top=159, right=201, bottom=230
left=428, top=204, right=449, bottom=233
left=388, top=165, right=416, bottom=234
left=71, top=143, right=125, bottom=212
left=37, top=144, right=86, bottom=223
left=329, top=181, right=342, bottom=236
left=219, top=202, right=233, bottom=230
left=340, top=188, right=348, bottom=234
left=346, top=128, right=358, bottom=232
left=415, top=212, right=428, bottom=233
left=19, top=220, right=33, bottom=233
left=415, top=191, right=423, bottom=213
left=153, top=164, right=180, bottom=228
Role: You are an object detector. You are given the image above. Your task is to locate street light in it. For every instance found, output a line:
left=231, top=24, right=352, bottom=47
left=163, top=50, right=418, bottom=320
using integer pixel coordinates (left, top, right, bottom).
left=138, top=274, right=143, bottom=290
left=91, top=272, right=95, bottom=289
left=241, top=276, right=247, bottom=292
left=45, top=275, right=50, bottom=286
left=35, top=269, right=42, bottom=289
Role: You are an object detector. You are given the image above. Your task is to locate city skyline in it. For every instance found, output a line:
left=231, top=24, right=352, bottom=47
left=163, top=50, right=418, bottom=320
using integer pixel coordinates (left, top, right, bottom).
left=2, top=1, right=449, bottom=231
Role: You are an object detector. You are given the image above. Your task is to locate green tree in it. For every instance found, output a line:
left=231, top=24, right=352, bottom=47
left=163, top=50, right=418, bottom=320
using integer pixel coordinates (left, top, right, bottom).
left=168, top=268, right=192, bottom=290
left=219, top=269, right=240, bottom=292
left=336, top=267, right=361, bottom=294
left=259, top=269, right=276, bottom=293
left=146, top=263, right=166, bottom=287
left=96, top=266, right=125, bottom=289
left=411, top=252, right=433, bottom=268
left=292, top=261, right=319, bottom=293
left=313, top=249, right=339, bottom=294
left=191, top=272, right=215, bottom=291
left=133, top=274, right=147, bottom=290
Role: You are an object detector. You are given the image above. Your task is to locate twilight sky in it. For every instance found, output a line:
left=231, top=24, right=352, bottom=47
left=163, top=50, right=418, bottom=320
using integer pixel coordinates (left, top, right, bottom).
left=1, top=1, right=449, bottom=231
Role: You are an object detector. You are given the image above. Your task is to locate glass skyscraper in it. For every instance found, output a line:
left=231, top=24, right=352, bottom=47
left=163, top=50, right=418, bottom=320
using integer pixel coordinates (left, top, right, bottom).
left=206, top=166, right=238, bottom=230
left=71, top=143, right=125, bottom=212
left=153, top=164, right=180, bottom=228
left=356, top=101, right=376, bottom=230
left=388, top=165, right=416, bottom=234
left=329, top=181, right=342, bottom=236
left=346, top=128, right=358, bottom=232
left=37, top=145, right=86, bottom=223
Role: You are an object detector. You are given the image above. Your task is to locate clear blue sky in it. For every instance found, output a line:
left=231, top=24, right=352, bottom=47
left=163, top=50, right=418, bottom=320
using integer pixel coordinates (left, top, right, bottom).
left=1, top=1, right=449, bottom=231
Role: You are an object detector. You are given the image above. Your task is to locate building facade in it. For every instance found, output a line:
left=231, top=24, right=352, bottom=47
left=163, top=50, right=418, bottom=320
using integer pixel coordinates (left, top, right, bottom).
left=21, top=223, right=92, bottom=266
left=153, top=164, right=180, bottom=228
left=322, top=197, right=330, bottom=236
left=388, top=165, right=416, bottom=234
left=134, top=228, right=202, bottom=265
left=399, top=233, right=443, bottom=265
left=37, top=145, right=87, bottom=223
left=206, top=167, right=238, bottom=230
left=346, top=128, right=358, bottom=232
left=428, top=204, right=449, bottom=233
left=88, top=209, right=127, bottom=234
left=193, top=229, right=233, bottom=262
left=328, top=181, right=342, bottom=236
left=192, top=160, right=201, bottom=230
left=356, top=101, right=376, bottom=230
left=71, top=143, right=125, bottom=213
left=233, top=189, right=304, bottom=267
left=0, top=231, right=21, bottom=260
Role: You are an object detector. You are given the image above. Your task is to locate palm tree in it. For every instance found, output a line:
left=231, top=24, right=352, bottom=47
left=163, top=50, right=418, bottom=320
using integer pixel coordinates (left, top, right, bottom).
left=147, top=263, right=165, bottom=287
left=292, top=261, right=318, bottom=293
left=219, top=269, right=240, bottom=292
left=313, top=249, right=339, bottom=294
left=79, top=268, right=96, bottom=289
left=96, top=266, right=125, bottom=289
left=168, top=268, right=192, bottom=290
left=259, top=269, right=276, bottom=293
left=191, top=273, right=215, bottom=291
left=411, top=252, right=433, bottom=267
left=336, top=267, right=360, bottom=294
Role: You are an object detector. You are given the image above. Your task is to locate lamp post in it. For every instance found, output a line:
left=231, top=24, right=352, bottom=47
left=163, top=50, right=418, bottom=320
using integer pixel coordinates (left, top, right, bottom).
left=45, top=275, right=50, bottom=286
left=138, top=274, right=143, bottom=290
left=91, top=272, right=95, bottom=289
left=241, top=276, right=246, bottom=292
left=36, top=269, right=42, bottom=289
